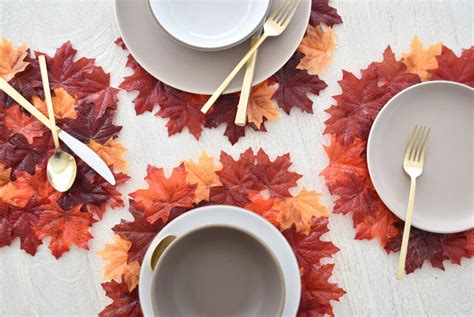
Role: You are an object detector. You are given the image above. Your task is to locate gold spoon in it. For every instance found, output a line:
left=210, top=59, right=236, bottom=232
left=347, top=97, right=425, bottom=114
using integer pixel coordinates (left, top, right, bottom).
left=38, top=55, right=77, bottom=192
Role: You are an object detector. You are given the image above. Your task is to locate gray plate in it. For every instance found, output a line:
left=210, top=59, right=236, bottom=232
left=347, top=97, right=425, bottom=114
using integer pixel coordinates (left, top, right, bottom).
left=114, top=0, right=311, bottom=94
left=367, top=81, right=473, bottom=233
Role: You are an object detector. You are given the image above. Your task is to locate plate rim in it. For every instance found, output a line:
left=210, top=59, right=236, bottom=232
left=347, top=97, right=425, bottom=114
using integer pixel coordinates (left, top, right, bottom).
left=138, top=204, right=301, bottom=317
left=114, top=0, right=311, bottom=95
left=367, top=80, right=474, bottom=234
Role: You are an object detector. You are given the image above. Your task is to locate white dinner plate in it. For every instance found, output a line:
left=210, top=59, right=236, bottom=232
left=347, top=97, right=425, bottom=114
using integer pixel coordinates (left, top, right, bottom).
left=148, top=0, right=271, bottom=51
left=139, top=205, right=301, bottom=317
left=367, top=81, right=474, bottom=233
left=115, top=0, right=311, bottom=94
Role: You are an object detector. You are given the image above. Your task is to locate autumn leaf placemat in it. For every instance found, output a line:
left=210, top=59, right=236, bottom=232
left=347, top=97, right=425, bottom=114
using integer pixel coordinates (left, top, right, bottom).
left=115, top=0, right=342, bottom=144
left=0, top=39, right=129, bottom=258
left=322, top=37, right=473, bottom=274
left=98, top=150, right=346, bottom=316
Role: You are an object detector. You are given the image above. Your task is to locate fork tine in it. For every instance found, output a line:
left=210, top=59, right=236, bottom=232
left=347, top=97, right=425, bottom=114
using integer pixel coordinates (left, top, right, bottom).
left=410, top=126, right=425, bottom=161
left=280, top=0, right=301, bottom=27
left=416, top=127, right=430, bottom=162
left=269, top=0, right=291, bottom=20
left=404, top=126, right=419, bottom=161
left=275, top=0, right=292, bottom=23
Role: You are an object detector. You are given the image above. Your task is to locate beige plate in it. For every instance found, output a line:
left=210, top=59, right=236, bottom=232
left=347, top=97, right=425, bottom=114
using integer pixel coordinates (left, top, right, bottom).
left=367, top=81, right=474, bottom=233
left=114, top=0, right=311, bottom=94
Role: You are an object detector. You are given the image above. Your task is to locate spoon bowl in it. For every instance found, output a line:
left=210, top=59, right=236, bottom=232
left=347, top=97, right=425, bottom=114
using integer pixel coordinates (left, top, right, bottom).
left=46, top=150, right=77, bottom=192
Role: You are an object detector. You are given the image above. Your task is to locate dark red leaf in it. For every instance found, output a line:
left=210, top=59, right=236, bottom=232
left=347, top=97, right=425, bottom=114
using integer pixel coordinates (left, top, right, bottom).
left=100, top=279, right=143, bottom=317
left=0, top=202, right=13, bottom=248
left=429, top=46, right=474, bottom=87
left=310, top=0, right=343, bottom=27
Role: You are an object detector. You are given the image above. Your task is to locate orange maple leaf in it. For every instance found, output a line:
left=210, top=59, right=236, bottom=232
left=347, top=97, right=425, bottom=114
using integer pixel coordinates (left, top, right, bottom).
left=273, top=188, right=329, bottom=234
left=130, top=164, right=196, bottom=224
left=247, top=81, right=279, bottom=128
left=123, top=260, right=140, bottom=292
left=402, top=36, right=442, bottom=81
left=88, top=138, right=128, bottom=172
left=297, top=25, right=337, bottom=75
left=4, top=104, right=47, bottom=144
left=97, top=234, right=132, bottom=282
left=34, top=203, right=96, bottom=258
left=32, top=88, right=78, bottom=119
left=0, top=38, right=29, bottom=81
left=245, top=193, right=280, bottom=227
left=184, top=152, right=222, bottom=203
left=0, top=167, right=46, bottom=207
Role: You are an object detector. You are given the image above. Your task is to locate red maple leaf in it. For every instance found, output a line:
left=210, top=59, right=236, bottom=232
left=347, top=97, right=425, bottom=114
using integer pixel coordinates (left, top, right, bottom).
left=309, top=0, right=343, bottom=27
left=273, top=53, right=327, bottom=114
left=87, top=171, right=130, bottom=219
left=156, top=86, right=207, bottom=139
left=254, top=149, right=302, bottom=197
left=80, top=87, right=119, bottom=118
left=0, top=202, right=13, bottom=248
left=35, top=42, right=109, bottom=98
left=7, top=198, right=46, bottom=255
left=244, top=194, right=280, bottom=227
left=429, top=46, right=474, bottom=87
left=100, top=279, right=143, bottom=317
left=3, top=104, right=47, bottom=144
left=324, top=47, right=420, bottom=144
left=298, top=264, right=346, bottom=317
left=209, top=149, right=262, bottom=207
left=283, top=217, right=339, bottom=267
left=34, top=203, right=96, bottom=258
left=7, top=55, right=43, bottom=102
left=385, top=225, right=472, bottom=273
left=130, top=164, right=196, bottom=224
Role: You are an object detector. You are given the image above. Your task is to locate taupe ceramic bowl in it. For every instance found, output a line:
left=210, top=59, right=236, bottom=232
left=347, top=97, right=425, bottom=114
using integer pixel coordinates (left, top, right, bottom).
left=150, top=225, right=284, bottom=316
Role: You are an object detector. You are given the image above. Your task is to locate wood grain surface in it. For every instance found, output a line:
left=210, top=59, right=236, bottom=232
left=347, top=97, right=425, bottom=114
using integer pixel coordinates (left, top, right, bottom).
left=0, top=0, right=472, bottom=316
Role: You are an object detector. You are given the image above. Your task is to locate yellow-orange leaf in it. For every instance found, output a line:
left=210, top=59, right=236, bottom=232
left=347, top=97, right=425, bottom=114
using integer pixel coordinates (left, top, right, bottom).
left=402, top=36, right=442, bottom=81
left=97, top=234, right=132, bottom=282
left=247, top=81, right=279, bottom=128
left=297, top=25, right=337, bottom=75
left=123, top=261, right=140, bottom=292
left=274, top=188, right=329, bottom=234
left=32, top=88, right=78, bottom=120
left=184, top=152, right=222, bottom=203
left=0, top=38, right=29, bottom=81
left=88, top=138, right=128, bottom=172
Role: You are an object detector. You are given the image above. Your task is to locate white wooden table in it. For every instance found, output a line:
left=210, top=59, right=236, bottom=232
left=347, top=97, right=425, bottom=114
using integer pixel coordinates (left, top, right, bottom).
left=0, top=0, right=472, bottom=315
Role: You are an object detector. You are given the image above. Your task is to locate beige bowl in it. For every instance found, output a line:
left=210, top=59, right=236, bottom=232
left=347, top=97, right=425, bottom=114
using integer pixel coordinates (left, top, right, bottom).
left=150, top=225, right=284, bottom=316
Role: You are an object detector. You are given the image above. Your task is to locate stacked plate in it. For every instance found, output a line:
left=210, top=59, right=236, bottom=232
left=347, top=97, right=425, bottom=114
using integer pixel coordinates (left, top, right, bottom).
left=115, top=0, right=311, bottom=94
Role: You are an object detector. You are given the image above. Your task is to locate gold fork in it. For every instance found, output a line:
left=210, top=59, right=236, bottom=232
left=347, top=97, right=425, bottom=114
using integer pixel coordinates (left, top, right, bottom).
left=396, top=125, right=430, bottom=280
left=201, top=0, right=301, bottom=114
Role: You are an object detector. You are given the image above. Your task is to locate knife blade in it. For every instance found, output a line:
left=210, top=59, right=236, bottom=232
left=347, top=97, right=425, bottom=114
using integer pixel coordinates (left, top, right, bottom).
left=0, top=78, right=116, bottom=185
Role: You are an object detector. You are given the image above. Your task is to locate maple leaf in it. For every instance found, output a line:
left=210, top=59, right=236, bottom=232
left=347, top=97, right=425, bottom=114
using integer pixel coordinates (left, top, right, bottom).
left=429, top=46, right=474, bottom=87
left=100, top=279, right=143, bottom=317
left=7, top=198, right=46, bottom=255
left=123, top=261, right=140, bottom=292
left=32, top=87, right=78, bottom=119
left=61, top=103, right=122, bottom=144
left=88, top=138, right=128, bottom=172
left=209, top=149, right=261, bottom=207
left=298, top=264, right=346, bottom=317
left=273, top=52, right=327, bottom=114
left=309, top=0, right=343, bottom=27
left=35, top=42, right=109, bottom=98
left=324, top=47, right=420, bottom=144
left=402, top=36, right=442, bottom=81
left=6, top=55, right=43, bottom=101
left=0, top=202, right=13, bottom=248
left=10, top=168, right=58, bottom=204
left=98, top=234, right=132, bottom=282
left=81, top=87, right=119, bottom=118
left=385, top=225, right=472, bottom=274
left=283, top=217, right=339, bottom=267
left=246, top=81, right=279, bottom=129
left=297, top=25, right=337, bottom=75
left=254, top=149, right=302, bottom=198
left=184, top=152, right=222, bottom=203
left=119, top=53, right=167, bottom=115
left=274, top=188, right=329, bottom=235
left=0, top=162, right=11, bottom=186
left=112, top=201, right=183, bottom=264
left=156, top=86, right=207, bottom=139
left=34, top=203, right=96, bottom=258
left=4, top=104, right=47, bottom=144
left=130, top=164, right=196, bottom=224
left=245, top=194, right=280, bottom=227
left=0, top=38, right=29, bottom=81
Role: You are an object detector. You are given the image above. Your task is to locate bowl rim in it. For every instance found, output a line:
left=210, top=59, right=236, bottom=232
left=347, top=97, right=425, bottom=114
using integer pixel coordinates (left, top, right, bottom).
left=146, top=0, right=272, bottom=51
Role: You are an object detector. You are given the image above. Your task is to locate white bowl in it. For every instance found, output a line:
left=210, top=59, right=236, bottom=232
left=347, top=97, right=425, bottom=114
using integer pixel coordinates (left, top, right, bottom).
left=148, top=0, right=271, bottom=51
